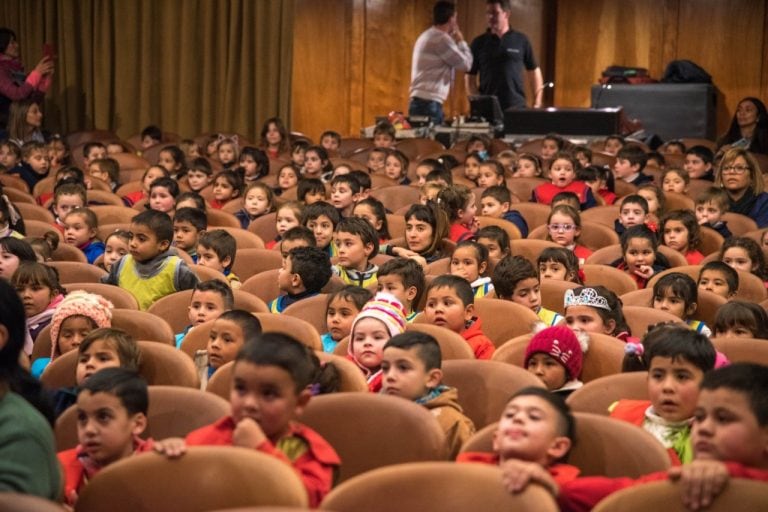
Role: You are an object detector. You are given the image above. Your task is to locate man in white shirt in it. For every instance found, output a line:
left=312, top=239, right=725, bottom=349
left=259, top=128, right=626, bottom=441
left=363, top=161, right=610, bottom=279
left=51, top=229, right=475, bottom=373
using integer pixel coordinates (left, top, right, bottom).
left=408, top=1, right=473, bottom=126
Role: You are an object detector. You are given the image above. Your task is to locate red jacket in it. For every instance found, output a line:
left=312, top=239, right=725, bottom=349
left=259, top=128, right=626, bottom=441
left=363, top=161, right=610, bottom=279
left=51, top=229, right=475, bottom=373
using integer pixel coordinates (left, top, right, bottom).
left=58, top=437, right=154, bottom=506
left=558, top=462, right=768, bottom=512
left=572, top=244, right=592, bottom=263
left=609, top=399, right=682, bottom=466
left=185, top=416, right=340, bottom=507
left=533, top=181, right=591, bottom=205
left=684, top=249, right=704, bottom=265
left=448, top=222, right=474, bottom=243
left=461, top=317, right=495, bottom=360
left=598, top=189, right=617, bottom=205
left=457, top=451, right=581, bottom=486
left=122, top=190, right=146, bottom=207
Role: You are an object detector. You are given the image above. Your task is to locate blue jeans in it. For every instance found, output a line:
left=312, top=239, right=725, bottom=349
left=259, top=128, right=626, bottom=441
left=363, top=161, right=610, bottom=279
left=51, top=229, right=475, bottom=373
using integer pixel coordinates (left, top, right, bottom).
left=408, top=97, right=444, bottom=126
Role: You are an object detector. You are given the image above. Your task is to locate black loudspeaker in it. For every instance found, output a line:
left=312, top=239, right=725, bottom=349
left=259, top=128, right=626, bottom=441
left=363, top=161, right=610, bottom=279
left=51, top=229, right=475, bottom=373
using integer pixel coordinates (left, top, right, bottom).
left=503, top=108, right=621, bottom=136
left=591, top=83, right=716, bottom=140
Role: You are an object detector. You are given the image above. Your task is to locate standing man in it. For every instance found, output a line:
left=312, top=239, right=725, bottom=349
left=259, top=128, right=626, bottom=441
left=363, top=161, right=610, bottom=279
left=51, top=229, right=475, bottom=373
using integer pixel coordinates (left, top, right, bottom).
left=408, top=1, right=473, bottom=126
left=465, top=0, right=543, bottom=110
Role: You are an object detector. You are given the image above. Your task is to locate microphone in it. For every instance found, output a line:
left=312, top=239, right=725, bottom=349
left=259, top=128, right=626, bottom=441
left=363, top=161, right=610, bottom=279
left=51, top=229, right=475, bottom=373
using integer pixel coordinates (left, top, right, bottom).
left=536, top=81, right=555, bottom=96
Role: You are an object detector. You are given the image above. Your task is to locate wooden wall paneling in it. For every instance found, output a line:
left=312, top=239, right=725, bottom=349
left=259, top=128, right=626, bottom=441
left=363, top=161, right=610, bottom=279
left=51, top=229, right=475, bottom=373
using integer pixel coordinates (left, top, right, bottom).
left=347, top=0, right=367, bottom=138
left=676, top=0, right=766, bottom=135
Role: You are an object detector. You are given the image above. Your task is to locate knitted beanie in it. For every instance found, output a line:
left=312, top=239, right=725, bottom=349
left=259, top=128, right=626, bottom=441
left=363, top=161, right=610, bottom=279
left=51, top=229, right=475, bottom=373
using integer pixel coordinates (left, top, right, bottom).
left=524, top=325, right=586, bottom=381
left=50, top=290, right=114, bottom=358
left=350, top=293, right=407, bottom=340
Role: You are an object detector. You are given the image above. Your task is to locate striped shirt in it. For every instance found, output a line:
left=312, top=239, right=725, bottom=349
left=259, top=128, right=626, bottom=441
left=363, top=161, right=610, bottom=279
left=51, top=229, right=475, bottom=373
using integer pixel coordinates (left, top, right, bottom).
left=409, top=27, right=473, bottom=103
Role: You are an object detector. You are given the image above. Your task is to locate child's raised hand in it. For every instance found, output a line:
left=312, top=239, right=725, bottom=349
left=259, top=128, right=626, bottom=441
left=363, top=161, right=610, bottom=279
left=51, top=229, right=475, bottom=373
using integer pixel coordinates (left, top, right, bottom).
left=153, top=437, right=188, bottom=458
left=500, top=459, right=559, bottom=496
left=668, top=460, right=729, bottom=510
left=634, top=265, right=655, bottom=280
left=233, top=417, right=267, bottom=449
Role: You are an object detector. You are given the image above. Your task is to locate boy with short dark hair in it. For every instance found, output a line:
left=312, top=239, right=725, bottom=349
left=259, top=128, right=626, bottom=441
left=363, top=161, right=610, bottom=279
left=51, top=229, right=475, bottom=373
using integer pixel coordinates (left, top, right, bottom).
left=694, top=187, right=732, bottom=239
left=425, top=167, right=453, bottom=186
left=102, top=210, right=199, bottom=310
left=57, top=368, right=153, bottom=507
left=10, top=141, right=49, bottom=190
left=348, top=170, right=372, bottom=199
left=50, top=182, right=87, bottom=233
left=330, top=174, right=361, bottom=217
left=280, top=226, right=317, bottom=259
left=373, top=121, right=396, bottom=148
left=302, top=201, right=341, bottom=258
left=173, top=207, right=207, bottom=262
left=297, top=178, right=327, bottom=205
left=551, top=191, right=581, bottom=211
left=88, top=157, right=119, bottom=191
left=333, top=217, right=379, bottom=287
left=320, top=130, right=341, bottom=152
left=381, top=331, right=475, bottom=458
left=615, top=194, right=650, bottom=236
left=697, top=261, right=739, bottom=299
left=684, top=145, right=715, bottom=181
left=140, top=125, right=163, bottom=149
left=270, top=246, right=333, bottom=313
left=423, top=275, right=495, bottom=359
left=175, top=279, right=235, bottom=347
left=82, top=141, right=107, bottom=168
left=197, top=229, right=240, bottom=289
left=492, top=255, right=562, bottom=326
left=613, top=145, right=652, bottom=186
left=377, top=257, right=426, bottom=322
left=480, top=186, right=529, bottom=237
left=366, top=147, right=388, bottom=175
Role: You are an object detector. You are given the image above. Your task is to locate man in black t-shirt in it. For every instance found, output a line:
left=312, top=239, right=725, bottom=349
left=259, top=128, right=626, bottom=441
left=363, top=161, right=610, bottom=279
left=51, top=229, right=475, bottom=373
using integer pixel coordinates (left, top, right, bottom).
left=465, top=0, right=543, bottom=110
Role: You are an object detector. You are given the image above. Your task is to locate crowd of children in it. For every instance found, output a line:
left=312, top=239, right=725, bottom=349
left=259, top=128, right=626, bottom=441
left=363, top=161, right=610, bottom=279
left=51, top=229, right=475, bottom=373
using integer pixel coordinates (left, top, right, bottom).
left=0, top=123, right=767, bottom=509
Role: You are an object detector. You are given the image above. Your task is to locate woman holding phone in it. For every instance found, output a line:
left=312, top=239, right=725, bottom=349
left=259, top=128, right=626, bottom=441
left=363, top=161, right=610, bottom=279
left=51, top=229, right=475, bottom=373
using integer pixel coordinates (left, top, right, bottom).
left=0, top=28, right=54, bottom=130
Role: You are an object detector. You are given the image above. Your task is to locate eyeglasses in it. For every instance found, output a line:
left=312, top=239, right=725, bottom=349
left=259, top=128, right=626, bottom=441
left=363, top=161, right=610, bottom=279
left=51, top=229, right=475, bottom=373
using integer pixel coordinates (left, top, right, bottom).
left=548, top=223, right=576, bottom=232
left=721, top=165, right=750, bottom=174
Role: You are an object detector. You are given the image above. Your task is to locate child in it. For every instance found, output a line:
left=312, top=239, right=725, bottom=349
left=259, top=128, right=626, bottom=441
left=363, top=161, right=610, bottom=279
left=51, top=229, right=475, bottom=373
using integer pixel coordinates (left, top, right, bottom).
left=173, top=207, right=207, bottom=261
left=63, top=207, right=105, bottom=264
left=476, top=225, right=512, bottom=266
left=348, top=292, right=407, bottom=391
left=267, top=201, right=304, bottom=250
left=353, top=197, right=390, bottom=243
left=260, top=117, right=290, bottom=158
left=27, top=231, right=59, bottom=262
left=665, top=140, right=686, bottom=154
left=302, top=201, right=341, bottom=258
left=458, top=387, right=579, bottom=489
left=330, top=174, right=361, bottom=217
left=185, top=157, right=213, bottom=193
left=373, top=121, right=396, bottom=148
left=333, top=217, right=379, bottom=288
left=279, top=226, right=316, bottom=259
left=140, top=125, right=162, bottom=148
left=121, top=165, right=169, bottom=207
left=276, top=163, right=300, bottom=195
left=637, top=183, right=665, bottom=225
left=82, top=142, right=107, bottom=168
left=12, top=262, right=64, bottom=342
left=612, top=225, right=669, bottom=289
left=0, top=237, right=37, bottom=281
left=651, top=273, right=712, bottom=337
left=563, top=286, right=633, bottom=342
left=697, top=261, right=738, bottom=299
left=10, top=141, right=49, bottom=190
left=50, top=182, right=86, bottom=233
left=492, top=255, right=563, bottom=327
left=194, top=310, right=262, bottom=389
left=377, top=257, right=425, bottom=323
left=719, top=237, right=768, bottom=285
left=148, top=175, right=179, bottom=213
left=0, top=139, right=21, bottom=170
left=320, top=130, right=341, bottom=153
left=156, top=333, right=341, bottom=507
left=578, top=165, right=616, bottom=205
left=297, top=178, right=327, bottom=205
left=234, top=182, right=274, bottom=230
left=533, top=152, right=596, bottom=209
left=384, top=149, right=410, bottom=185
left=613, top=145, right=652, bottom=186
left=30, top=290, right=114, bottom=378
left=291, top=139, right=309, bottom=169
left=477, top=159, right=506, bottom=189
left=450, top=240, right=493, bottom=298
left=615, top=194, right=650, bottom=237
left=525, top=325, right=588, bottom=395
left=479, top=186, right=529, bottom=237
left=546, top=205, right=592, bottom=264
left=88, top=157, right=119, bottom=192
left=58, top=368, right=152, bottom=507
left=216, top=138, right=239, bottom=171
left=101, top=229, right=130, bottom=272
left=463, top=152, right=483, bottom=183
left=424, top=275, right=495, bottom=360
left=197, top=229, right=241, bottom=289
left=157, top=145, right=187, bottom=179
left=322, top=285, right=372, bottom=353
left=551, top=191, right=581, bottom=212
left=175, top=279, right=234, bottom=348
left=381, top=331, right=476, bottom=459
left=303, top=146, right=332, bottom=180
left=573, top=145, right=592, bottom=168
left=660, top=209, right=704, bottom=265
left=695, top=187, right=732, bottom=239
left=102, top=210, right=199, bottom=310
left=210, top=170, right=242, bottom=210
left=713, top=301, right=768, bottom=339
left=366, top=147, right=387, bottom=175
left=420, top=181, right=445, bottom=204
left=438, top=185, right=477, bottom=243
left=612, top=325, right=716, bottom=464
left=270, top=246, right=332, bottom=313
left=179, top=139, right=202, bottom=160
left=541, top=133, right=564, bottom=163
left=684, top=145, right=715, bottom=181
left=513, top=153, right=543, bottom=178
left=239, top=146, right=269, bottom=183
left=661, top=168, right=689, bottom=194
left=537, top=247, right=582, bottom=284
left=603, top=135, right=624, bottom=156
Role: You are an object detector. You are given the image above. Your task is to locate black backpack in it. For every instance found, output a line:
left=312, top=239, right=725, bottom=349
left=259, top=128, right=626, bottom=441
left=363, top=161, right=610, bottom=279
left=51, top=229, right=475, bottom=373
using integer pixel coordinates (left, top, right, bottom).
left=661, top=60, right=711, bottom=83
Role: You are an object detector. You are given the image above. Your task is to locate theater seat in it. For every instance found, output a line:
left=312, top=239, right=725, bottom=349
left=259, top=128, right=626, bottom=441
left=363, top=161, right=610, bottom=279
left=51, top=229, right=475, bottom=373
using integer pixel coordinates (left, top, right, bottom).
left=566, top=372, right=649, bottom=415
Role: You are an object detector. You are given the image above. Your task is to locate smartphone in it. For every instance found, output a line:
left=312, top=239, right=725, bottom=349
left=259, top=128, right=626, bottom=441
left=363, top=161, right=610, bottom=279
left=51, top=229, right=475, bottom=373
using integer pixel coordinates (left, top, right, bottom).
left=43, top=42, right=56, bottom=59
